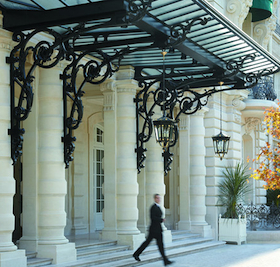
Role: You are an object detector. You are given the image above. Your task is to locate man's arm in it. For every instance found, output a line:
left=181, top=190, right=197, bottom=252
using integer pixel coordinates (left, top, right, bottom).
left=151, top=205, right=163, bottom=223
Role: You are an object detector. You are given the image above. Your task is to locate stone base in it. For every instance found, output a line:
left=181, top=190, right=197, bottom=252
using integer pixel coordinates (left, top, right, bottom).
left=117, top=233, right=145, bottom=250
left=37, top=243, right=76, bottom=264
left=71, top=225, right=88, bottom=236
left=247, top=231, right=280, bottom=244
left=101, top=229, right=117, bottom=241
left=163, top=230, right=172, bottom=244
left=191, top=224, right=212, bottom=238
left=0, top=250, right=27, bottom=267
left=18, top=237, right=38, bottom=252
left=178, top=221, right=191, bottom=231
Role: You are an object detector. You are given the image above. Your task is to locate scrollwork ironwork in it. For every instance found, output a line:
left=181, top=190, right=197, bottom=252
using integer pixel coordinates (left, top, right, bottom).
left=135, top=78, right=220, bottom=174
left=168, top=17, right=211, bottom=47
left=124, top=0, right=153, bottom=23
left=7, top=28, right=65, bottom=165
left=236, top=202, right=280, bottom=230
left=62, top=47, right=131, bottom=167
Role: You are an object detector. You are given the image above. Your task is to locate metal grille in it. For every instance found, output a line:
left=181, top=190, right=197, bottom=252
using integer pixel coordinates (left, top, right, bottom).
left=236, top=203, right=280, bottom=230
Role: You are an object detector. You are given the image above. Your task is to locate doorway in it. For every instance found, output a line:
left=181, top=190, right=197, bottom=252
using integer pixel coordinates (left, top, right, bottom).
left=90, top=125, right=105, bottom=231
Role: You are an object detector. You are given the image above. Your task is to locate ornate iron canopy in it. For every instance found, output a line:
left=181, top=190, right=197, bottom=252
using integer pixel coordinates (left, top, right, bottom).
left=1, top=0, right=280, bottom=170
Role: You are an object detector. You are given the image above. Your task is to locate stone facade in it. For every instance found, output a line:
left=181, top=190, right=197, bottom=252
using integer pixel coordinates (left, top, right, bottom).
left=0, top=0, right=280, bottom=265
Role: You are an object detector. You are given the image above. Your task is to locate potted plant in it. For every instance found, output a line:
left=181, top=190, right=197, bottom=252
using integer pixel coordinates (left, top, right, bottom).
left=218, top=163, right=251, bottom=245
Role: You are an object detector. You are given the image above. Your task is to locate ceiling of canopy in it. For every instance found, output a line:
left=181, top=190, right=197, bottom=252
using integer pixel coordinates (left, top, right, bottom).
left=0, top=0, right=279, bottom=88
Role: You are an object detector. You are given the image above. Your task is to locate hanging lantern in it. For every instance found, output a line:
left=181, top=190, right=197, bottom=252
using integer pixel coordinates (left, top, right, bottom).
left=153, top=116, right=176, bottom=150
left=212, top=82, right=230, bottom=160
left=212, top=131, right=230, bottom=160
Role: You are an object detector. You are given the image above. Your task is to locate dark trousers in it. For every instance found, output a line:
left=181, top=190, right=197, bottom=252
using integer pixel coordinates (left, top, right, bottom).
left=134, top=231, right=167, bottom=262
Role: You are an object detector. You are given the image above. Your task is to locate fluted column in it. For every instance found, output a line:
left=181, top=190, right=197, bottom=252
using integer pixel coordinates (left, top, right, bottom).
left=189, top=108, right=212, bottom=237
left=178, top=115, right=191, bottom=230
left=36, top=66, right=76, bottom=264
left=115, top=68, right=144, bottom=249
left=101, top=79, right=118, bottom=241
left=0, top=26, right=27, bottom=266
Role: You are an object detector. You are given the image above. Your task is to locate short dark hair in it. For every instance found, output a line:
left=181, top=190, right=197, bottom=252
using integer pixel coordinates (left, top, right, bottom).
left=154, top=194, right=160, bottom=199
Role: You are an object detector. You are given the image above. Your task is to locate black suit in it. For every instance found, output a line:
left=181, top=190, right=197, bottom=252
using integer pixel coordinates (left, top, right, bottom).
left=134, top=203, right=168, bottom=263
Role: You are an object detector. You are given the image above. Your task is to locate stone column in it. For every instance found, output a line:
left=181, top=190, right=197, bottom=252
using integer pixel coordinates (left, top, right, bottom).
left=137, top=154, right=146, bottom=233
left=19, top=68, right=39, bottom=252
left=115, top=68, right=145, bottom=249
left=189, top=108, right=212, bottom=237
left=101, top=80, right=118, bottom=241
left=0, top=27, right=27, bottom=266
left=178, top=115, right=191, bottom=230
left=36, top=66, right=76, bottom=264
left=144, top=104, right=172, bottom=243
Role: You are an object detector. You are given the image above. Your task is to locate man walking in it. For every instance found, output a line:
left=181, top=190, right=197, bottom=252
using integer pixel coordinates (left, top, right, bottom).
left=133, top=194, right=173, bottom=266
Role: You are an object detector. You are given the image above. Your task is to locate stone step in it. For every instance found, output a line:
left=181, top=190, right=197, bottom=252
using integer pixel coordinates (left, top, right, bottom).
left=26, top=251, right=37, bottom=259
left=76, top=240, right=117, bottom=251
left=96, top=241, right=225, bottom=267
left=170, top=230, right=191, bottom=235
left=77, top=244, right=129, bottom=258
left=27, top=257, right=53, bottom=267
left=50, top=235, right=224, bottom=267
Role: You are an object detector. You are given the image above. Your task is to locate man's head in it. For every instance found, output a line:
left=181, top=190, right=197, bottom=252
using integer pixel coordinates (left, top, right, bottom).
left=154, top=194, right=161, bottom=204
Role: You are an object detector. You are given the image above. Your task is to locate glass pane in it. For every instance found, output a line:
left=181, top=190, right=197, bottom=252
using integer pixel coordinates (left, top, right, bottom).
left=97, top=188, right=101, bottom=199
left=96, top=150, right=100, bottom=161
left=100, top=201, right=104, bottom=211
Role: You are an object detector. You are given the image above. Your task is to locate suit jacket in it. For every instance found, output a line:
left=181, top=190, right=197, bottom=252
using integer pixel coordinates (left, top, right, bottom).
left=149, top=203, right=163, bottom=236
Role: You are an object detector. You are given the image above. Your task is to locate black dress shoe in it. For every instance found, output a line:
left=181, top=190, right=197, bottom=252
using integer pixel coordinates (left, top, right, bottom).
left=133, top=254, right=141, bottom=261
left=164, top=260, right=174, bottom=266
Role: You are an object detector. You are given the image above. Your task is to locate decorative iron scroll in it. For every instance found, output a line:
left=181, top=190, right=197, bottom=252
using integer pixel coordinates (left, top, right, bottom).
left=168, top=16, right=211, bottom=47
left=236, top=203, right=280, bottom=230
left=135, top=78, right=219, bottom=174
left=7, top=29, right=65, bottom=164
left=134, top=53, right=271, bottom=174
left=61, top=48, right=128, bottom=167
left=6, top=5, right=149, bottom=166
left=125, top=0, right=153, bottom=23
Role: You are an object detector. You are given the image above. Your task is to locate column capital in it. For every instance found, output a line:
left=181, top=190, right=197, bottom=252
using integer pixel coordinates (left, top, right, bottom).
left=0, top=29, right=14, bottom=52
left=116, top=79, right=139, bottom=94
left=100, top=79, right=116, bottom=93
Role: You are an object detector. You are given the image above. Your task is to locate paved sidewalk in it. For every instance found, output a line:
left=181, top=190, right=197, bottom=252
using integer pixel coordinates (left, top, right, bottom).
left=141, top=243, right=280, bottom=267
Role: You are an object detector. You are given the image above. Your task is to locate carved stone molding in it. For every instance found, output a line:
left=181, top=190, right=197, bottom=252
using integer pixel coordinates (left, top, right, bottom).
left=116, top=79, right=139, bottom=93
left=232, top=97, right=246, bottom=111
left=244, top=117, right=261, bottom=134
left=253, top=1, right=278, bottom=49
left=100, top=80, right=116, bottom=111
left=179, top=116, right=189, bottom=131
left=226, top=0, right=253, bottom=28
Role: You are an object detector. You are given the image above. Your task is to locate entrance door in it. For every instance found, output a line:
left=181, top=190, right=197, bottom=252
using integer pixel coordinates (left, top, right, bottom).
left=93, top=148, right=104, bottom=230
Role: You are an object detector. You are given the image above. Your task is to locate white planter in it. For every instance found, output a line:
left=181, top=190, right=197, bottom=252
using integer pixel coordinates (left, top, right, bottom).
left=218, top=214, right=247, bottom=245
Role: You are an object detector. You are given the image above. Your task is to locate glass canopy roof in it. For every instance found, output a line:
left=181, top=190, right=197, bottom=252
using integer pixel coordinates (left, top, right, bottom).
left=1, top=0, right=280, bottom=88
